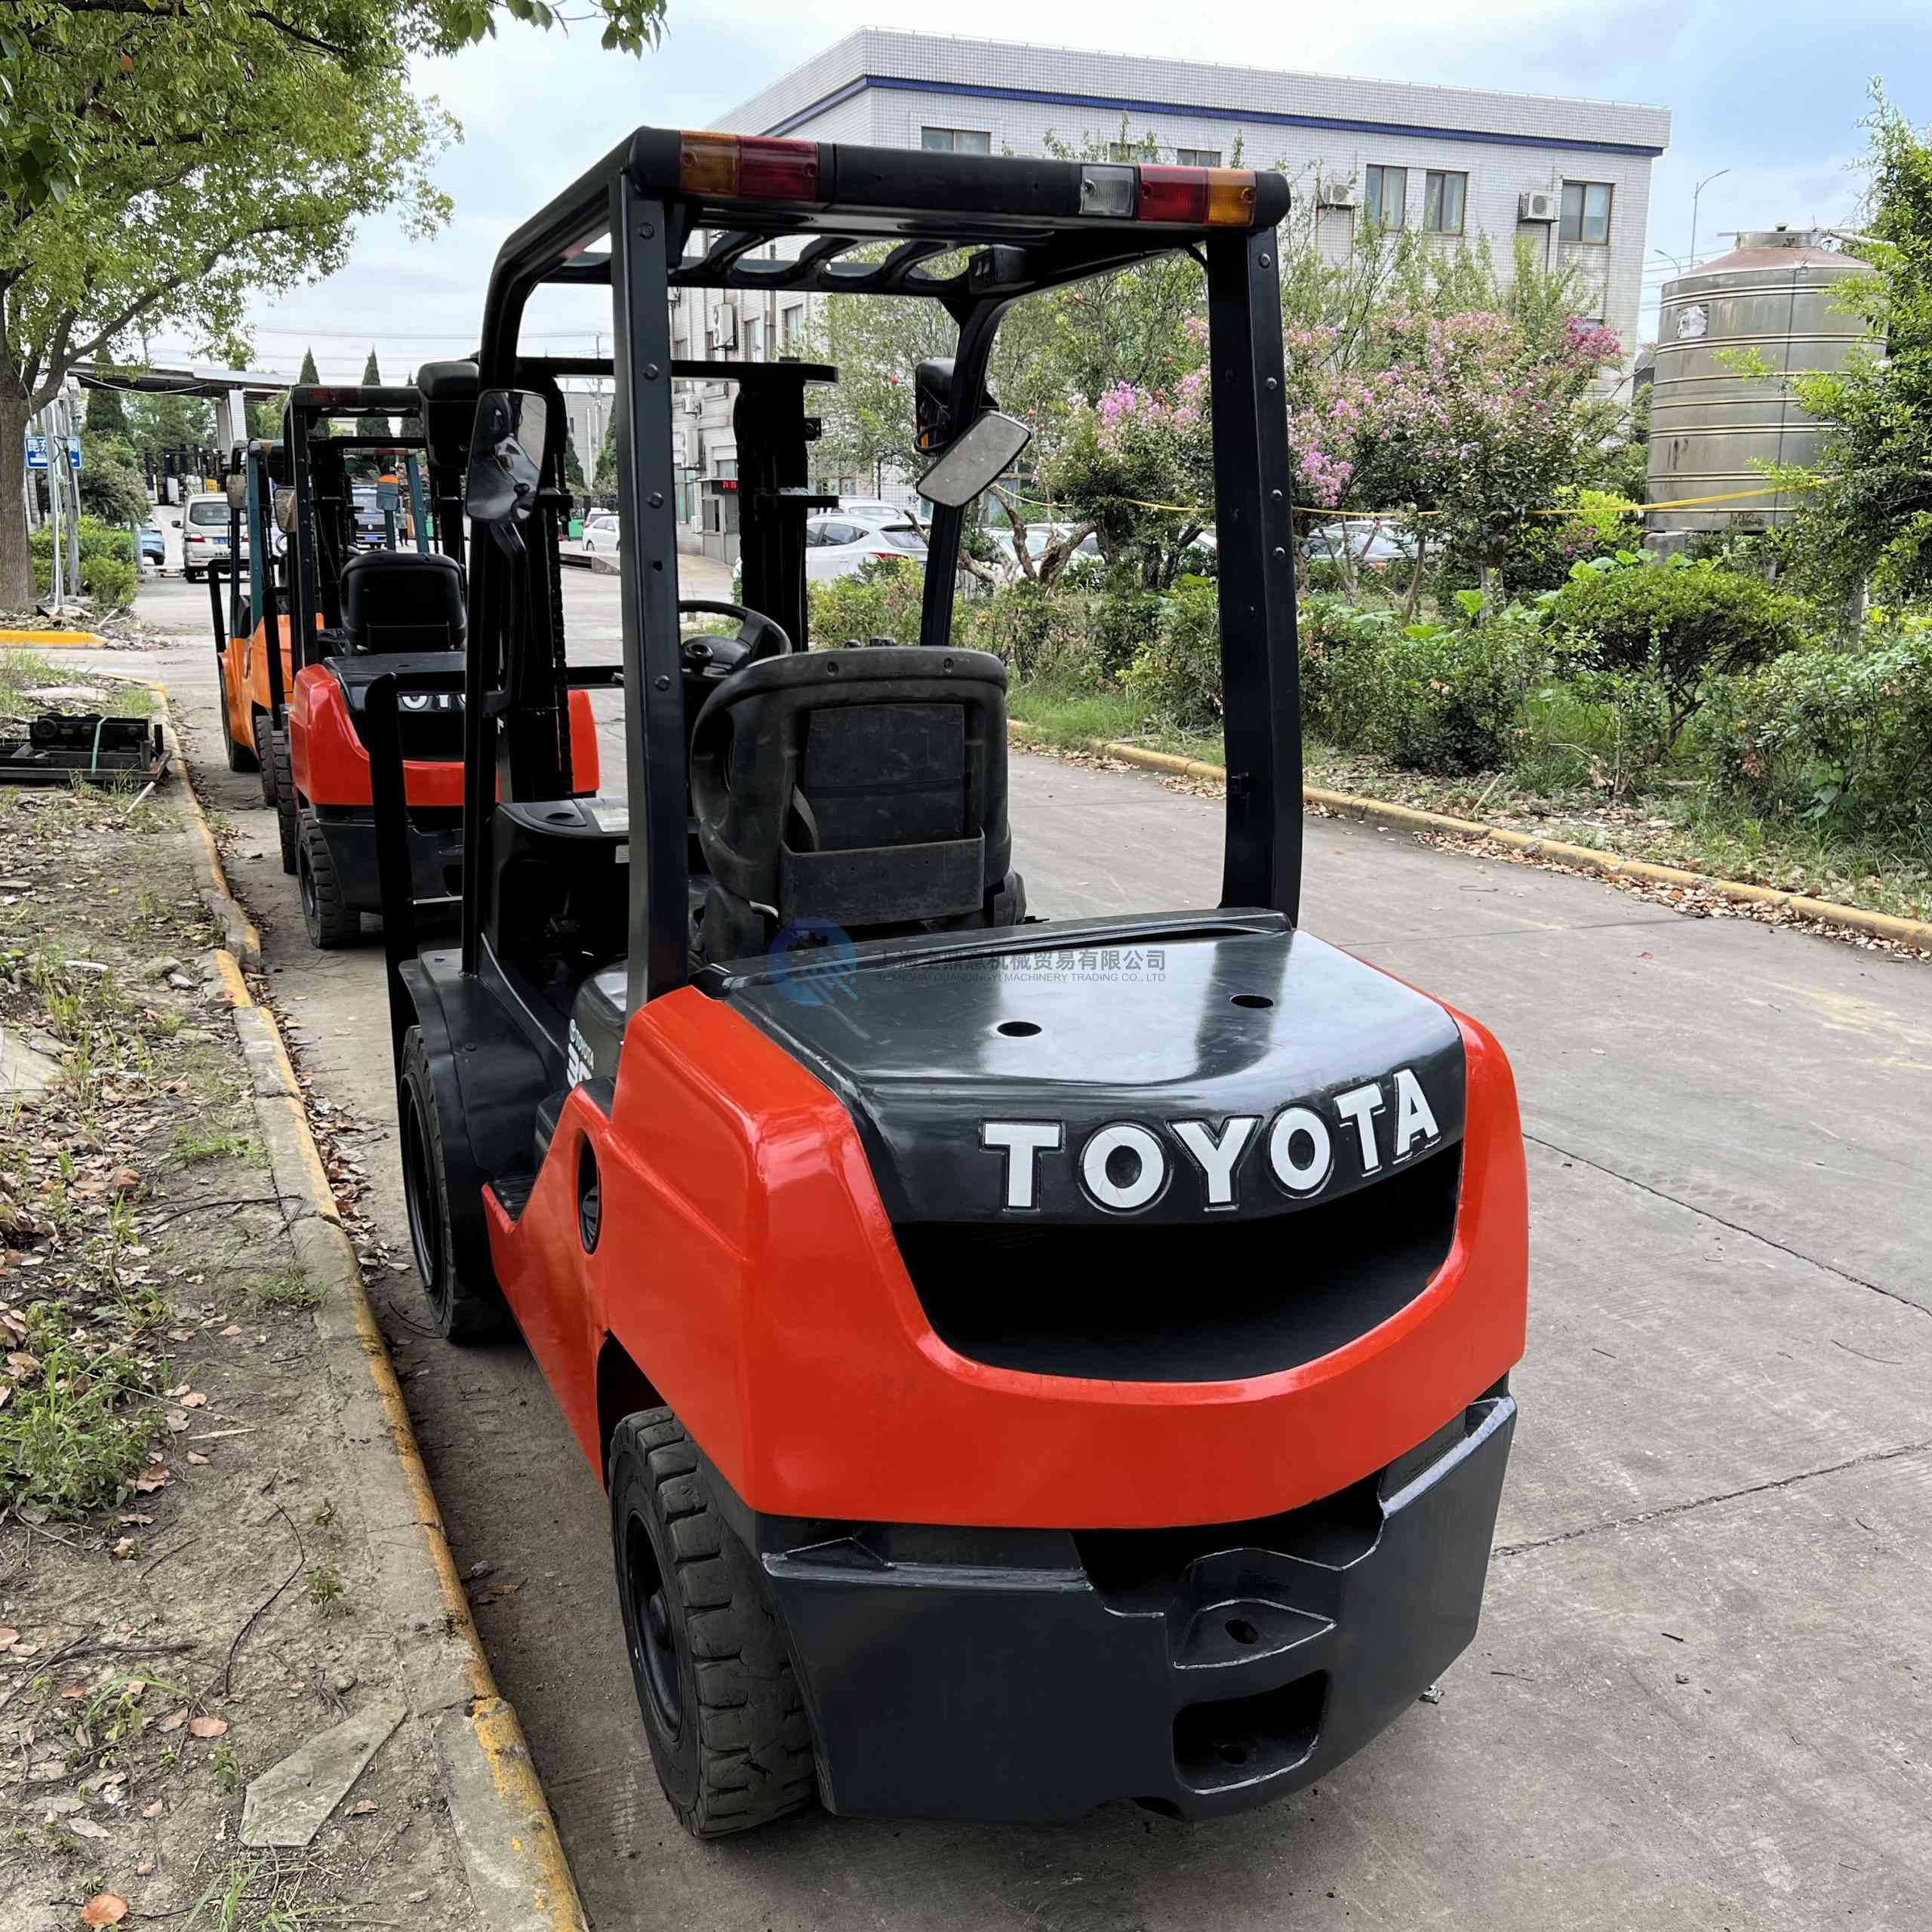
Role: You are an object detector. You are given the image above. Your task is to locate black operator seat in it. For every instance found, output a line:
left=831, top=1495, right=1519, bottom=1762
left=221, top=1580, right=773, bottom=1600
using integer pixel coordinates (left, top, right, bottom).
left=339, top=549, right=467, bottom=654
left=688, top=644, right=1026, bottom=966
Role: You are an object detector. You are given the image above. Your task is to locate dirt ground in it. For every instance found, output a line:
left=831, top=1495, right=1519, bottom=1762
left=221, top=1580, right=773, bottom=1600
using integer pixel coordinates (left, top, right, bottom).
left=0, top=691, right=469, bottom=1930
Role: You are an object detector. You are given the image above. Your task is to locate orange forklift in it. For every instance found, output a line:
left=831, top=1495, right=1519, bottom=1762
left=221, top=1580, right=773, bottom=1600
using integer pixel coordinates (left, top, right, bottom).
left=271, top=378, right=601, bottom=946
left=207, top=440, right=295, bottom=791
left=363, top=130, right=1529, bottom=1835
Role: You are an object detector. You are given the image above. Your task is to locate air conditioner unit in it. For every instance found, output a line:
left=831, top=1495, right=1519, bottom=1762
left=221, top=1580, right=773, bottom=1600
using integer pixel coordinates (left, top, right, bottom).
left=1518, top=189, right=1560, bottom=224
left=1316, top=180, right=1355, bottom=209
left=681, top=393, right=701, bottom=416
left=712, top=306, right=738, bottom=348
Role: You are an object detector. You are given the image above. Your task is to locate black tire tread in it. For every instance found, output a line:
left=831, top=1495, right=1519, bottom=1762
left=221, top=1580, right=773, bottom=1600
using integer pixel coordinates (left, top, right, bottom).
left=399, top=1027, right=509, bottom=1343
left=252, top=711, right=275, bottom=804
left=298, top=820, right=360, bottom=949
left=272, top=733, right=298, bottom=875
left=614, top=1410, right=815, bottom=1837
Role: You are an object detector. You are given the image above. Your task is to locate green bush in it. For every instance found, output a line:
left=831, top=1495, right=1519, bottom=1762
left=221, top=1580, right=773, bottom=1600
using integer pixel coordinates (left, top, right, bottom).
left=1549, top=557, right=1814, bottom=751
left=1347, top=619, right=1543, bottom=774
left=30, top=515, right=135, bottom=570
left=1709, top=632, right=1932, bottom=837
left=806, top=557, right=925, bottom=646
left=1296, top=595, right=1392, bottom=742
left=1121, top=579, right=1221, bottom=731
left=980, top=580, right=1092, bottom=685
left=80, top=555, right=138, bottom=613
left=1091, top=589, right=1163, bottom=681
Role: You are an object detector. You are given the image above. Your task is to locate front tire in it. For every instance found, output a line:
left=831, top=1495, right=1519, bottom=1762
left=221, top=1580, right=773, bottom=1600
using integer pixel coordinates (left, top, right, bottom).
left=608, top=1410, right=816, bottom=1839
left=272, top=734, right=298, bottom=875
left=252, top=712, right=276, bottom=802
left=398, top=1027, right=508, bottom=1342
left=297, top=820, right=360, bottom=949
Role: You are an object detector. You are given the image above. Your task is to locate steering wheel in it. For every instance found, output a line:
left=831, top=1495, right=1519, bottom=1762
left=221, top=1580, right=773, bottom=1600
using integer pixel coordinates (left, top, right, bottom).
left=678, top=600, right=793, bottom=666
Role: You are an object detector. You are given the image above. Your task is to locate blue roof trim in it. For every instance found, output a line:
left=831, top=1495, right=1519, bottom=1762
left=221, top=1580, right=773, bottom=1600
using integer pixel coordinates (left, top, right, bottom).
left=763, top=73, right=1666, bottom=158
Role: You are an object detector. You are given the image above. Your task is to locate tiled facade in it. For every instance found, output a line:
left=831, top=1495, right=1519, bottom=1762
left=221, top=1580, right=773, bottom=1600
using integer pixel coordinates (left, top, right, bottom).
left=670, top=32, right=1669, bottom=550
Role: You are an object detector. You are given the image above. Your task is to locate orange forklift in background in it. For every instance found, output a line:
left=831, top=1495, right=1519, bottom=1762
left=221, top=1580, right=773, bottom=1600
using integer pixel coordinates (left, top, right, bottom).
left=208, top=441, right=296, bottom=791
left=271, top=376, right=601, bottom=946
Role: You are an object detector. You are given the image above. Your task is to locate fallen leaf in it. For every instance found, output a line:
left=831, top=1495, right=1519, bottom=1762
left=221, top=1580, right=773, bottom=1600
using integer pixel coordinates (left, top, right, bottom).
left=187, top=1715, right=227, bottom=1739
left=110, top=1537, right=136, bottom=1560
left=143, top=1799, right=164, bottom=1819
left=82, top=1894, right=128, bottom=1925
left=0, top=1627, right=17, bottom=1651
left=66, top=1817, right=112, bottom=1841
left=158, top=1711, right=185, bottom=1733
left=220, top=1324, right=243, bottom=1337
left=346, top=1798, right=377, bottom=1817
left=134, top=1860, right=154, bottom=1877
left=117, top=1514, right=153, bottom=1527
left=180, top=1392, right=208, bottom=1410
left=133, top=1469, right=171, bottom=1494
left=186, top=1451, right=209, bottom=1466
left=60, top=1682, right=89, bottom=1698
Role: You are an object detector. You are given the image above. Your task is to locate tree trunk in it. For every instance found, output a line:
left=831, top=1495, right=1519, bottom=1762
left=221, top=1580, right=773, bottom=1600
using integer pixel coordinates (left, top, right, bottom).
left=0, top=394, right=35, bottom=611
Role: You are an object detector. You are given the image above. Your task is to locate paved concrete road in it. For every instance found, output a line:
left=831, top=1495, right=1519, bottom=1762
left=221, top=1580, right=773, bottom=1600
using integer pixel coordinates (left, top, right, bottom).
left=105, top=580, right=1932, bottom=1930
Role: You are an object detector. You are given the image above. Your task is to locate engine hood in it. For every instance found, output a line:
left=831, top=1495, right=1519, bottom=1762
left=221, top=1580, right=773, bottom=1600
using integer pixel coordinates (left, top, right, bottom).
left=715, top=915, right=1465, bottom=1226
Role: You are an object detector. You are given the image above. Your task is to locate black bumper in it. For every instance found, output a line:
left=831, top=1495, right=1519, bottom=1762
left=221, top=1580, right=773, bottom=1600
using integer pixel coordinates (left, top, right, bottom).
left=311, top=807, right=458, bottom=915
left=738, top=1392, right=1515, bottom=1825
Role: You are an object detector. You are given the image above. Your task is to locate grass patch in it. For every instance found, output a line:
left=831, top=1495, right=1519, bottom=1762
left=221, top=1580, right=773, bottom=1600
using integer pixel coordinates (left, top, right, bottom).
left=0, top=648, right=154, bottom=724
left=249, top=1267, right=322, bottom=1314
left=1008, top=681, right=1225, bottom=763
left=0, top=1305, right=165, bottom=1519
left=170, top=1124, right=262, bottom=1165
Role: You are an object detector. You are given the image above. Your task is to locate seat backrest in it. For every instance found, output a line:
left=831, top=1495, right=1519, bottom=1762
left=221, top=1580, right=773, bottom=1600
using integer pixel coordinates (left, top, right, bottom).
left=414, top=359, right=479, bottom=477
left=690, top=646, right=1017, bottom=958
left=340, top=549, right=466, bottom=654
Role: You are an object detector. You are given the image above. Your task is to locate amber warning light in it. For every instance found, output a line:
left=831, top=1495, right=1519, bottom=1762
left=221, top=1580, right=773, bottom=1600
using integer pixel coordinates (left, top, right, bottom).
left=678, top=133, right=821, bottom=202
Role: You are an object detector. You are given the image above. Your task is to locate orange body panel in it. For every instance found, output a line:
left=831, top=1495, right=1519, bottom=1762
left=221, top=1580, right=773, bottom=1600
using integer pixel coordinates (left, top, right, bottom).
left=219, top=619, right=300, bottom=749
left=484, top=982, right=1529, bottom=1530
left=288, top=664, right=599, bottom=808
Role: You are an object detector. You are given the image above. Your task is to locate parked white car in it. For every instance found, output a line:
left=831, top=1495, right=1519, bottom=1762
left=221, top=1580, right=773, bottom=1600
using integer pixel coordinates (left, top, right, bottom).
left=804, top=515, right=928, bottom=581
left=580, top=510, right=622, bottom=555
left=181, top=492, right=245, bottom=582
left=835, top=497, right=920, bottom=531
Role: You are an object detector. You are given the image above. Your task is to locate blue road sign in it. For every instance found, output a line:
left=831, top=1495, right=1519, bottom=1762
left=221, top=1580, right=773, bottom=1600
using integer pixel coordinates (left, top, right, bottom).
left=25, top=434, right=47, bottom=469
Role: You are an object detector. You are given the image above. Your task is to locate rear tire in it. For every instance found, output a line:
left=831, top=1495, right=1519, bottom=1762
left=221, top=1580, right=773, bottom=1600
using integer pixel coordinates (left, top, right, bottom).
left=252, top=712, right=276, bottom=803
left=398, top=1026, right=508, bottom=1342
left=217, top=680, right=256, bottom=774
left=272, top=734, right=298, bottom=875
left=608, top=1409, right=816, bottom=1838
left=297, top=820, right=360, bottom=949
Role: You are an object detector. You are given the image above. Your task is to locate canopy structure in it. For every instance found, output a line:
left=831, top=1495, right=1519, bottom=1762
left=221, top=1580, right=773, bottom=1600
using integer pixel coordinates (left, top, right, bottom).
left=73, top=358, right=302, bottom=451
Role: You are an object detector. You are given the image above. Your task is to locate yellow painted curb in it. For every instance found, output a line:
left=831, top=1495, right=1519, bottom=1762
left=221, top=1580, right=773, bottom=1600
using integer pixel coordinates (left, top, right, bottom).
left=1010, top=724, right=1932, bottom=952
left=0, top=627, right=106, bottom=648
left=161, top=700, right=587, bottom=1930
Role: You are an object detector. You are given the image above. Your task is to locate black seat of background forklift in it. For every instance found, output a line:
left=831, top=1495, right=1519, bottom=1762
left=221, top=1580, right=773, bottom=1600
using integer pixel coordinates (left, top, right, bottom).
left=340, top=550, right=466, bottom=654
left=413, top=358, right=479, bottom=475
left=689, top=645, right=1019, bottom=962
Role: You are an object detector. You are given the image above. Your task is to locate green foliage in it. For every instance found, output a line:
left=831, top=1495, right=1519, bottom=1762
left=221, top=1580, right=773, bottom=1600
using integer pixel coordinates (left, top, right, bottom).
left=0, top=1311, right=161, bottom=1520
left=80, top=554, right=138, bottom=612
left=1121, top=580, right=1223, bottom=731
left=563, top=433, right=588, bottom=498
left=32, top=515, right=137, bottom=602
left=78, top=438, right=150, bottom=526
left=1711, top=629, right=1932, bottom=838
left=1090, top=589, right=1164, bottom=679
left=299, top=347, right=321, bottom=386
left=980, top=580, right=1091, bottom=685
left=807, top=558, right=927, bottom=646
left=1549, top=556, right=1815, bottom=749
left=1783, top=88, right=1932, bottom=601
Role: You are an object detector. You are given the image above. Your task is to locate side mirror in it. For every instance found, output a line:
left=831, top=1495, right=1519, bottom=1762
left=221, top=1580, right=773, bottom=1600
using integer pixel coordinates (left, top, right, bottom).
left=225, top=472, right=248, bottom=510
left=466, top=389, right=548, bottom=528
left=916, top=409, right=1033, bottom=509
left=273, top=486, right=297, bottom=535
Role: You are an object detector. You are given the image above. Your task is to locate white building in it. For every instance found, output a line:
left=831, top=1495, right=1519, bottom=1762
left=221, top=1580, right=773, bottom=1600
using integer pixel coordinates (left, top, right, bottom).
left=671, top=31, right=1670, bottom=553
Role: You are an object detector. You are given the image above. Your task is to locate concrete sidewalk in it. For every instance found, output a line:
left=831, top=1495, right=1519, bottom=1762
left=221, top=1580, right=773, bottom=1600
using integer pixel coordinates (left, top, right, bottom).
left=115, top=583, right=1932, bottom=1930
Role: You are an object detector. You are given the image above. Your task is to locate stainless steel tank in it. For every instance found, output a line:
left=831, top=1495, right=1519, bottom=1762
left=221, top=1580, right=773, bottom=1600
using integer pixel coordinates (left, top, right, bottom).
left=1647, top=226, right=1876, bottom=538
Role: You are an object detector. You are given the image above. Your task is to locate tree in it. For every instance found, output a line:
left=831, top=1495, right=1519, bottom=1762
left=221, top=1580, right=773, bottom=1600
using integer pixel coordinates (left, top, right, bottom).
left=299, top=348, right=321, bottom=386
left=1782, top=88, right=1932, bottom=605
left=83, top=383, right=126, bottom=438
left=564, top=432, right=588, bottom=497
left=593, top=413, right=620, bottom=495
left=355, top=349, right=392, bottom=469
left=1, top=0, right=671, bottom=606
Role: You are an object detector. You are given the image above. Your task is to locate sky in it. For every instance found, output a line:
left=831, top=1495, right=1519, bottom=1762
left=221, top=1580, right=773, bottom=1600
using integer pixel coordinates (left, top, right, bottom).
left=146, top=0, right=1924, bottom=383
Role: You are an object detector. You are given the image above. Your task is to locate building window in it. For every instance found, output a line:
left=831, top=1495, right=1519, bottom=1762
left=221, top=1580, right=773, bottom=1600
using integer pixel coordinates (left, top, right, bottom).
left=745, top=315, right=764, bottom=362
left=781, top=305, right=803, bottom=351
left=1364, top=164, right=1407, bottom=229
left=922, top=127, right=991, bottom=155
left=1561, top=181, right=1614, bottom=245
left=1423, top=170, right=1466, bottom=235
left=1174, top=146, right=1223, bottom=168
